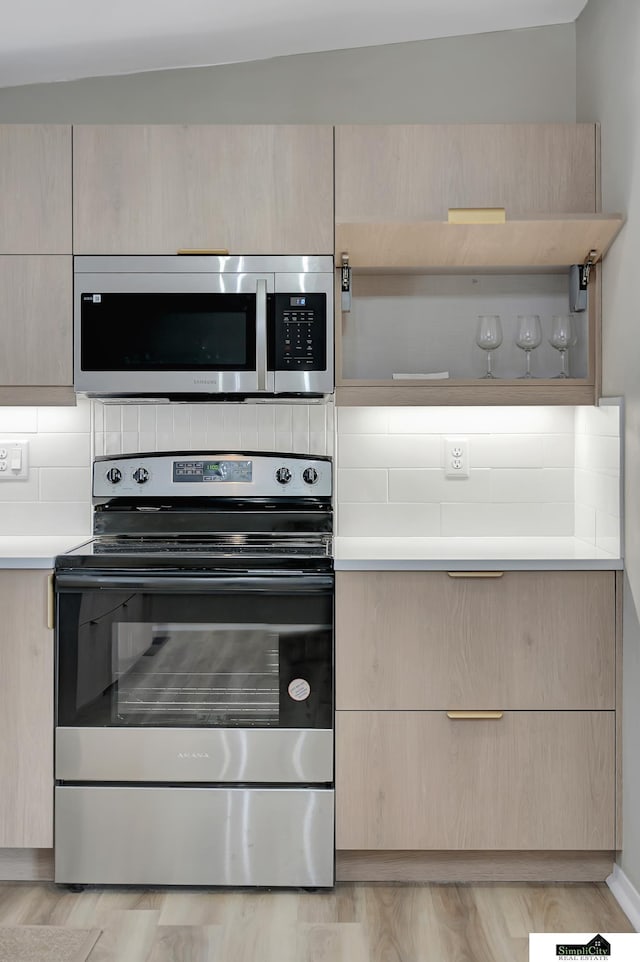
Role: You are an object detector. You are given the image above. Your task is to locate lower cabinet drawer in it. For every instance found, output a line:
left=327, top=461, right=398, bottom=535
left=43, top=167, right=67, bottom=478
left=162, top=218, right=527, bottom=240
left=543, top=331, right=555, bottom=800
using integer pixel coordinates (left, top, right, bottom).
left=336, top=710, right=615, bottom=851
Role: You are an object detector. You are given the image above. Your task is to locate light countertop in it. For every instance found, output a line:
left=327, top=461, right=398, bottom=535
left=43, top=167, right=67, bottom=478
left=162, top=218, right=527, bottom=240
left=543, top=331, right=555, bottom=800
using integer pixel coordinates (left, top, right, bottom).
left=0, top=535, right=623, bottom=571
left=0, top=537, right=90, bottom=568
left=334, top=537, right=623, bottom=570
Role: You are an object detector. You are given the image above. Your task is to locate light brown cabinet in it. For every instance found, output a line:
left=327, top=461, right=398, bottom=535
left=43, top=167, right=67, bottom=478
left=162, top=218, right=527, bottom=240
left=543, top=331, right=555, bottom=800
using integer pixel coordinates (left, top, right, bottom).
left=0, top=125, right=72, bottom=254
left=0, top=257, right=73, bottom=402
left=0, top=126, right=74, bottom=405
left=336, top=710, right=615, bottom=851
left=335, top=125, right=599, bottom=223
left=336, top=570, right=615, bottom=709
left=0, top=570, right=54, bottom=848
left=73, top=125, right=334, bottom=255
left=335, top=569, right=619, bottom=875
left=334, top=124, right=623, bottom=406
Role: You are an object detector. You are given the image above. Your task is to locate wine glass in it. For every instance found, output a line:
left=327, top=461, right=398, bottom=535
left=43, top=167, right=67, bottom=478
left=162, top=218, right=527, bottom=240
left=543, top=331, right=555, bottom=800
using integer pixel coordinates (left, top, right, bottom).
left=475, top=315, right=503, bottom=378
left=549, top=314, right=577, bottom=378
left=515, top=314, right=542, bottom=378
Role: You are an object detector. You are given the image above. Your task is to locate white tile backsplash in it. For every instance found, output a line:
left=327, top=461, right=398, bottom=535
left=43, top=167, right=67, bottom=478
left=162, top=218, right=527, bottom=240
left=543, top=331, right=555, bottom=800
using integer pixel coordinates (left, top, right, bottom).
left=575, top=502, right=597, bottom=542
left=29, top=432, right=91, bottom=467
left=39, top=467, right=91, bottom=502
left=385, top=405, right=576, bottom=435
left=93, top=401, right=335, bottom=460
left=338, top=434, right=442, bottom=468
left=0, top=397, right=622, bottom=548
left=0, top=399, right=93, bottom=534
left=338, top=502, right=441, bottom=537
left=121, top=432, right=139, bottom=454
left=0, top=500, right=90, bottom=535
left=37, top=404, right=91, bottom=433
left=0, top=473, right=40, bottom=502
left=104, top=405, right=123, bottom=434
left=138, top=406, right=157, bottom=433
left=388, top=468, right=493, bottom=504
left=338, top=407, right=390, bottom=434
left=575, top=434, right=620, bottom=474
left=489, top=468, right=574, bottom=503
left=0, top=409, right=38, bottom=433
left=472, top=435, right=544, bottom=468
left=541, top=435, right=575, bottom=468
left=121, top=405, right=139, bottom=434
left=575, top=403, right=621, bottom=436
left=336, top=403, right=622, bottom=547
left=441, top=502, right=575, bottom=538
left=339, top=468, right=388, bottom=503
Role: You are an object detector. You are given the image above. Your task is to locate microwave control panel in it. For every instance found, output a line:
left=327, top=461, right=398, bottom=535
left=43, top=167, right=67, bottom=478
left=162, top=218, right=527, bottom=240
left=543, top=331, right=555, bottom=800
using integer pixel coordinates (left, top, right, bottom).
left=272, top=293, right=327, bottom=371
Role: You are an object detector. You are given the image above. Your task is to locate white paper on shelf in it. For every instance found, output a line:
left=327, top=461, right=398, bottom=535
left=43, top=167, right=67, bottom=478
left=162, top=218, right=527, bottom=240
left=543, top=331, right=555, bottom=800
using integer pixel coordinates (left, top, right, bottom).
left=391, top=372, right=450, bottom=379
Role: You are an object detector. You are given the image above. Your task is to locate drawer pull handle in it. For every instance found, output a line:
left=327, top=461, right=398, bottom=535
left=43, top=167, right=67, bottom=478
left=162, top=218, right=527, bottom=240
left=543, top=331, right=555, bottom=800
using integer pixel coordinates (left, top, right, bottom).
left=176, top=248, right=230, bottom=256
left=447, top=571, right=504, bottom=579
left=447, top=711, right=504, bottom=720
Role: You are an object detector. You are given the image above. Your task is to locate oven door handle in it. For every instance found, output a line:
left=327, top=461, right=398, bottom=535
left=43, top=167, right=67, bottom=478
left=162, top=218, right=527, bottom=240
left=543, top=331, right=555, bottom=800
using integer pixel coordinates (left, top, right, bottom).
left=55, top=573, right=334, bottom=593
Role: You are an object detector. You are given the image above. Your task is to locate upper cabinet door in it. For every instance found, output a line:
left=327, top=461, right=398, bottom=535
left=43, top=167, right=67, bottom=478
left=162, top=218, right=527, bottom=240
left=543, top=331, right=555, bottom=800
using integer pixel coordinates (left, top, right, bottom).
left=0, top=125, right=72, bottom=253
left=73, top=125, right=334, bottom=254
left=0, top=256, right=72, bottom=388
left=335, top=124, right=598, bottom=221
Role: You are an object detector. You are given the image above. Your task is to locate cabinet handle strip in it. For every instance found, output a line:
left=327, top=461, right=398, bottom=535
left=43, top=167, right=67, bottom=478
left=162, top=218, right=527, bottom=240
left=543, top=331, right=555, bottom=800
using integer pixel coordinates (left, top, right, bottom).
left=447, top=207, right=506, bottom=224
left=47, top=573, right=55, bottom=630
left=176, top=248, right=230, bottom=255
left=447, top=571, right=504, bottom=579
left=446, top=710, right=504, bottom=720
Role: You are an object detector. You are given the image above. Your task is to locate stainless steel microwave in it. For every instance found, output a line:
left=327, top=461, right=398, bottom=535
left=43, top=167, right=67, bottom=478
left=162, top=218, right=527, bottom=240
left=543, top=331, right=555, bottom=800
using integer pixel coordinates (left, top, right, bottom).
left=74, top=255, right=334, bottom=399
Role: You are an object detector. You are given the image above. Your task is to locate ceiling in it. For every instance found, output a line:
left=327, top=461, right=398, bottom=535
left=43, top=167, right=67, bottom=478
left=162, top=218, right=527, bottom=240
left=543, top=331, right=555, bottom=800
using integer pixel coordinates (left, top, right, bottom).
left=1, top=0, right=588, bottom=89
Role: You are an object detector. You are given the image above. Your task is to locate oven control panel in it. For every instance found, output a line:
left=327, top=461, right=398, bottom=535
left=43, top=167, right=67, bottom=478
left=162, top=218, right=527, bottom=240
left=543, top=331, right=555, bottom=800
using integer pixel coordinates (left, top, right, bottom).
left=94, top=453, right=332, bottom=498
left=173, top=460, right=253, bottom=484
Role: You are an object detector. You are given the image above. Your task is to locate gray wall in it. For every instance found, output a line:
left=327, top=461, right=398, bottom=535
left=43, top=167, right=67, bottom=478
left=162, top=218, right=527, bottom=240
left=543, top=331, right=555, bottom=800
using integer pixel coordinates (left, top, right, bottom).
left=577, top=0, right=640, bottom=895
left=0, top=25, right=576, bottom=123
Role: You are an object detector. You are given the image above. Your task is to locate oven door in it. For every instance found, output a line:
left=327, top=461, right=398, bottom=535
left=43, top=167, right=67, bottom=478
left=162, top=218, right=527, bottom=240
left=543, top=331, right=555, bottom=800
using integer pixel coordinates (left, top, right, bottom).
left=55, top=570, right=333, bottom=783
left=74, top=269, right=274, bottom=396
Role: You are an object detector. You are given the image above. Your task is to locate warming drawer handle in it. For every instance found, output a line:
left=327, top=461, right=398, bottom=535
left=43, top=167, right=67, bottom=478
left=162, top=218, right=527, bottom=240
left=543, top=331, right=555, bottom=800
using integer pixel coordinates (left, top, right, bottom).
left=55, top=573, right=334, bottom=594
left=447, top=571, right=504, bottom=579
left=446, top=711, right=504, bottom=720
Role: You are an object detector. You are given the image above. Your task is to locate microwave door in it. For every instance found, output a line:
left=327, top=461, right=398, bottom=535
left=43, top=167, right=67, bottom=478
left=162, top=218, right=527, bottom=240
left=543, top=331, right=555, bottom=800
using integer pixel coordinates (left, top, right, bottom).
left=74, top=271, right=274, bottom=397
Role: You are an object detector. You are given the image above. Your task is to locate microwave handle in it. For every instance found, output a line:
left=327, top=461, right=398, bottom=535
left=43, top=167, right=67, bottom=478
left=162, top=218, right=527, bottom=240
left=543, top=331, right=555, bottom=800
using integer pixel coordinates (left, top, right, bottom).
left=256, top=278, right=268, bottom=391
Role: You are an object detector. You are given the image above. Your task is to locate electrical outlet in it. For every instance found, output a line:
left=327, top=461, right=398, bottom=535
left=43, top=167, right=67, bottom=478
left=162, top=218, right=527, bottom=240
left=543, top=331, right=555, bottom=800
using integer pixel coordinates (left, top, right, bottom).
left=0, top=440, right=29, bottom=480
left=444, top=437, right=469, bottom=479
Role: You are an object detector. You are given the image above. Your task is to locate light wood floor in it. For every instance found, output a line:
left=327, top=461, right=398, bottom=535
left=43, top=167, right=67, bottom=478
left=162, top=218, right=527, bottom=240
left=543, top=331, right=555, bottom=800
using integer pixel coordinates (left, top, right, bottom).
left=0, top=882, right=634, bottom=961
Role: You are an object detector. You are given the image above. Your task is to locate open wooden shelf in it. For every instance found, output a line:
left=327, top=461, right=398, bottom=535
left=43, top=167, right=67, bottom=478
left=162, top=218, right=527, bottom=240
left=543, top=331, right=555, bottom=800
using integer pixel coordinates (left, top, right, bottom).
left=335, top=214, right=624, bottom=271
left=335, top=379, right=597, bottom=407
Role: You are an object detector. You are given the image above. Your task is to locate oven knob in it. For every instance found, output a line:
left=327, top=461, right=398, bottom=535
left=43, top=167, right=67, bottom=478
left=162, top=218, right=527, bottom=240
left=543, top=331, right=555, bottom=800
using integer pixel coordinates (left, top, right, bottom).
left=302, top=467, right=319, bottom=485
left=105, top=467, right=122, bottom=484
left=133, top=467, right=150, bottom=484
left=275, top=466, right=292, bottom=485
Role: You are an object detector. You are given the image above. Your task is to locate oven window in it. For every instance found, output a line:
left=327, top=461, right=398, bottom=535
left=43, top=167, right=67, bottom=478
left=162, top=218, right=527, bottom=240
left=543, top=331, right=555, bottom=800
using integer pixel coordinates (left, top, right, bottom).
left=57, top=587, right=333, bottom=729
left=80, top=293, right=256, bottom=371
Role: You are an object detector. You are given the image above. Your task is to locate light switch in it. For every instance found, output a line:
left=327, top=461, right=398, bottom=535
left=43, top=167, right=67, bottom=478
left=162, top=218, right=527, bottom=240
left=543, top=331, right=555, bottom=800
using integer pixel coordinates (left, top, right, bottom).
left=0, top=439, right=29, bottom=480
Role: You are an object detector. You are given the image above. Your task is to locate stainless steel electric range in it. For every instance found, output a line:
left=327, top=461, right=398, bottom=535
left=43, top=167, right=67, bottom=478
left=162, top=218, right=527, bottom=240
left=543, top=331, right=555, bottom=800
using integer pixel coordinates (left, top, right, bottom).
left=54, top=452, right=334, bottom=888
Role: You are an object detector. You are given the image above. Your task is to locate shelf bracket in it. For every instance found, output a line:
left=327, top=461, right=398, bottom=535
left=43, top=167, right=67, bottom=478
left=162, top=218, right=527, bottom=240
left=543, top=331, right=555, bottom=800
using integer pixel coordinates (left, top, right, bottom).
left=569, top=249, right=597, bottom=313
left=340, top=252, right=352, bottom=313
